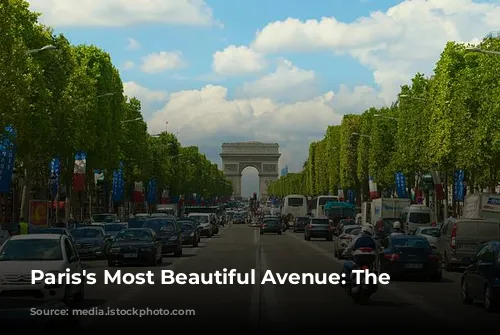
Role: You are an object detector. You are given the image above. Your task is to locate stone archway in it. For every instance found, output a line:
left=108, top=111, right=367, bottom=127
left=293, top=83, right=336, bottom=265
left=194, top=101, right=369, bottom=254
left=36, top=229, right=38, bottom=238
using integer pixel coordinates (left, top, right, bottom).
left=220, top=142, right=280, bottom=200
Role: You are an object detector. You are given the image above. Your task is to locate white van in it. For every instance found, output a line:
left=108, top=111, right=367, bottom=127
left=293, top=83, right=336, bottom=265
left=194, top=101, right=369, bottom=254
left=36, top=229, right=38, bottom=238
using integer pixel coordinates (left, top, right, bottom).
left=282, top=195, right=307, bottom=218
left=400, top=205, right=432, bottom=232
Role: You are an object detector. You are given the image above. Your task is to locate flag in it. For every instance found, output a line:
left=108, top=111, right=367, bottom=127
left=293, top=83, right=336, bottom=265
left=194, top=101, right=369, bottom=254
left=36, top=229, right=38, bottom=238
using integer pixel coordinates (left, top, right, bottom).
left=111, top=162, right=124, bottom=203
left=133, top=182, right=144, bottom=203
left=147, top=179, right=157, bottom=204
left=338, top=186, right=345, bottom=201
left=94, top=169, right=104, bottom=185
left=0, top=126, right=16, bottom=193
left=454, top=170, right=465, bottom=202
left=50, top=158, right=60, bottom=197
left=431, top=171, right=444, bottom=200
left=368, top=176, right=379, bottom=199
left=72, top=151, right=86, bottom=191
left=395, top=172, right=408, bottom=198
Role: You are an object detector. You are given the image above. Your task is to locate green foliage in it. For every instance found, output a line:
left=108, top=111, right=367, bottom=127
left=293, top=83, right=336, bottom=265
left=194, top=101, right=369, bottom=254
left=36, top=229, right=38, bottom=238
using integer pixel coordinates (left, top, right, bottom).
left=2, top=0, right=231, bottom=211
left=268, top=39, right=500, bottom=197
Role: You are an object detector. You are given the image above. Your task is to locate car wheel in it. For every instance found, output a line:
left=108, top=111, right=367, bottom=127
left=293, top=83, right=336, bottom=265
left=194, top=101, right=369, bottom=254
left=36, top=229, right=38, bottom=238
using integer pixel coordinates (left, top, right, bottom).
left=193, top=239, right=199, bottom=247
left=149, top=254, right=157, bottom=266
left=461, top=278, right=473, bottom=304
left=484, top=285, right=497, bottom=312
left=260, top=231, right=263, bottom=235
left=174, top=246, right=182, bottom=257
left=74, top=283, right=85, bottom=302
left=444, top=253, right=454, bottom=271
left=157, top=252, right=163, bottom=264
left=306, top=235, right=311, bottom=241
left=107, top=260, right=115, bottom=267
left=278, top=231, right=282, bottom=235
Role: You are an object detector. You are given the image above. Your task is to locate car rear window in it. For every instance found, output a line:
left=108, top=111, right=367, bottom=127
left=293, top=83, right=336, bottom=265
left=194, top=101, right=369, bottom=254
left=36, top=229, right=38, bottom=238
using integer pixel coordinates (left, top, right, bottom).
left=312, top=219, right=329, bottom=225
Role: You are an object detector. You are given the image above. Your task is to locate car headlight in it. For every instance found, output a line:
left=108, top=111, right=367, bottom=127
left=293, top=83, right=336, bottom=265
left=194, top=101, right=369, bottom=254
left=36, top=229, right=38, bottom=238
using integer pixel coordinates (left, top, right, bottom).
left=190, top=232, right=195, bottom=236
left=110, top=248, right=120, bottom=252
left=140, top=247, right=153, bottom=252
left=169, top=236, right=178, bottom=241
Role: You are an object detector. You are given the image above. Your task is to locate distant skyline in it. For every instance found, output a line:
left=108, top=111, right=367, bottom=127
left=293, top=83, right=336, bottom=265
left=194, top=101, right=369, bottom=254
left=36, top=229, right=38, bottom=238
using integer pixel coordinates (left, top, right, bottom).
left=27, top=0, right=500, bottom=197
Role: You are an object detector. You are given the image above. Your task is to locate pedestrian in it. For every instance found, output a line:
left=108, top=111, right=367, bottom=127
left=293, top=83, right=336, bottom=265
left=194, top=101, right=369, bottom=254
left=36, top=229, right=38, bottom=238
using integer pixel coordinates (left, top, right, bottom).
left=18, top=217, right=28, bottom=235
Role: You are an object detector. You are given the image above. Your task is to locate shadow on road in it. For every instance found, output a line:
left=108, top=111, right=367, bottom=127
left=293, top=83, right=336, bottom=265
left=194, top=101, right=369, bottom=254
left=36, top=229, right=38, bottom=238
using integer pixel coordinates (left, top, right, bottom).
left=364, top=300, right=414, bottom=308
left=392, top=276, right=455, bottom=284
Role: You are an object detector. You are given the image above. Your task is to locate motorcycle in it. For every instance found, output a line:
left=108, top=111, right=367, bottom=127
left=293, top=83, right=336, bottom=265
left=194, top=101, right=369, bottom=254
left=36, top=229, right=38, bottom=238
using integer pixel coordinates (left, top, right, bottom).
left=345, top=247, right=379, bottom=303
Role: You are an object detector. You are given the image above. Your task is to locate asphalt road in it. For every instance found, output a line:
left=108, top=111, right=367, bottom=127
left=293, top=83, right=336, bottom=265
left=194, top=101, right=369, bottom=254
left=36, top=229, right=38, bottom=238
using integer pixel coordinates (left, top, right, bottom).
left=73, top=224, right=499, bottom=331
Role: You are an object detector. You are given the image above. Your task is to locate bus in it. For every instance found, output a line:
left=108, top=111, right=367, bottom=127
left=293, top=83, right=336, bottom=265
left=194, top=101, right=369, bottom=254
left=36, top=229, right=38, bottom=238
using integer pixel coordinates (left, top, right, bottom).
left=324, top=201, right=356, bottom=226
left=282, top=195, right=308, bottom=218
left=311, top=195, right=339, bottom=217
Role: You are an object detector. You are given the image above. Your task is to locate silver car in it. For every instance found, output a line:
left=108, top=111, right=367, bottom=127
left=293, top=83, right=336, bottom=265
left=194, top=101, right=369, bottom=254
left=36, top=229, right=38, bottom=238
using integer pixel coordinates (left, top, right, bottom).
left=413, top=226, right=440, bottom=246
left=333, top=225, right=361, bottom=259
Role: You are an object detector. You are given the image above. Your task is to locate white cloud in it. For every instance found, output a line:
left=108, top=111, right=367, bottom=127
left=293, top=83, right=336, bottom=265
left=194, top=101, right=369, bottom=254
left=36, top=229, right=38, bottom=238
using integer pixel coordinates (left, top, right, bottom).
left=140, top=51, right=187, bottom=74
left=124, top=82, right=168, bottom=103
left=123, top=61, right=135, bottom=70
left=27, top=0, right=217, bottom=27
left=240, top=59, right=316, bottom=102
left=147, top=84, right=348, bottom=173
left=126, top=38, right=141, bottom=51
left=251, top=0, right=500, bottom=100
left=212, top=45, right=266, bottom=75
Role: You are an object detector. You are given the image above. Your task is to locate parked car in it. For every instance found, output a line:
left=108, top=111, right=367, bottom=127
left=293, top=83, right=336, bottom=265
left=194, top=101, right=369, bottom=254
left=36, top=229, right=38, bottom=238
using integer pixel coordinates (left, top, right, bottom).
left=178, top=219, right=200, bottom=247
left=142, top=218, right=182, bottom=256
left=72, top=226, right=113, bottom=259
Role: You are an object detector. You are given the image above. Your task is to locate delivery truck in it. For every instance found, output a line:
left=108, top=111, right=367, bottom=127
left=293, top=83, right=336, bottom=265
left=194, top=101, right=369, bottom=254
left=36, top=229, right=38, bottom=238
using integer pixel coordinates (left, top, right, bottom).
left=370, top=198, right=411, bottom=224
left=463, top=193, right=500, bottom=221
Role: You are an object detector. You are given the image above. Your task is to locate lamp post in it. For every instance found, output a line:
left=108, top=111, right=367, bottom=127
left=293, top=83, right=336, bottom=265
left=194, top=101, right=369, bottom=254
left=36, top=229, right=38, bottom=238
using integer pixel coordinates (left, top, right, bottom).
left=26, top=45, right=57, bottom=55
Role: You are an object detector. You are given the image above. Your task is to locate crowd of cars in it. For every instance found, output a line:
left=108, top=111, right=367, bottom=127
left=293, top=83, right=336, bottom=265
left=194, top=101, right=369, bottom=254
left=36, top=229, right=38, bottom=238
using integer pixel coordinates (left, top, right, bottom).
left=0, top=207, right=228, bottom=303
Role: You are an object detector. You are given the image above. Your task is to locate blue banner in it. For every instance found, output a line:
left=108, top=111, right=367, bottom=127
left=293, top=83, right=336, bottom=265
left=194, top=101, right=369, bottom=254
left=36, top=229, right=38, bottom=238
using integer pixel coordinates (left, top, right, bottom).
left=346, top=190, right=355, bottom=204
left=395, top=172, right=408, bottom=198
left=454, top=170, right=465, bottom=202
left=0, top=126, right=16, bottom=193
left=111, top=162, right=124, bottom=203
left=50, top=157, right=60, bottom=197
left=147, top=179, right=157, bottom=204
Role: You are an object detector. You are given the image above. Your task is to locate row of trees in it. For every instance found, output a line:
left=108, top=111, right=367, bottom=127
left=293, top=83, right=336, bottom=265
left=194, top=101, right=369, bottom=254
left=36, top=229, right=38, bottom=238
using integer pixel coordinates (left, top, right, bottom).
left=268, top=38, right=500, bottom=200
left=1, top=0, right=231, bottom=219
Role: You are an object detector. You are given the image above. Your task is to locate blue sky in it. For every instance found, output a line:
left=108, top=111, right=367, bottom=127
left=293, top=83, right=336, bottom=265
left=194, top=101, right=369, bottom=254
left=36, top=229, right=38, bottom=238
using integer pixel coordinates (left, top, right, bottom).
left=30, top=0, right=499, bottom=197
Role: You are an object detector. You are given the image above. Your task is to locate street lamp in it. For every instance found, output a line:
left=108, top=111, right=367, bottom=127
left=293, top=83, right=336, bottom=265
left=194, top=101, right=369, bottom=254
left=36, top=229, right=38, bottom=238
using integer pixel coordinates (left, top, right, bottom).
left=120, top=117, right=141, bottom=124
left=399, top=94, right=427, bottom=101
left=26, top=44, right=57, bottom=54
left=97, top=93, right=115, bottom=98
left=373, top=114, right=398, bottom=121
left=465, top=47, right=500, bottom=56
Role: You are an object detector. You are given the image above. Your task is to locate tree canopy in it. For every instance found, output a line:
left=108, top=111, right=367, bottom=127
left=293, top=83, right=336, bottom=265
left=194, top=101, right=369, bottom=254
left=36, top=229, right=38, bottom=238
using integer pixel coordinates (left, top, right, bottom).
left=268, top=38, right=500, bottom=198
left=1, top=0, right=231, bottom=218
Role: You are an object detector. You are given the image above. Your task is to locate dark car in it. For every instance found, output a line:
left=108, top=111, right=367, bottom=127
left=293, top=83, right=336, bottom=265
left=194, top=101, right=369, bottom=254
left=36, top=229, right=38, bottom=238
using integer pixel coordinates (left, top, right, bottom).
left=304, top=217, right=334, bottom=241
left=142, top=218, right=182, bottom=256
left=233, top=214, right=245, bottom=224
left=128, top=214, right=150, bottom=228
left=72, top=226, right=112, bottom=259
left=30, top=227, right=74, bottom=242
left=461, top=241, right=500, bottom=312
left=178, top=220, right=200, bottom=247
left=293, top=217, right=310, bottom=233
left=104, top=223, right=128, bottom=239
left=260, top=218, right=282, bottom=235
left=380, top=235, right=442, bottom=281
left=108, top=228, right=162, bottom=267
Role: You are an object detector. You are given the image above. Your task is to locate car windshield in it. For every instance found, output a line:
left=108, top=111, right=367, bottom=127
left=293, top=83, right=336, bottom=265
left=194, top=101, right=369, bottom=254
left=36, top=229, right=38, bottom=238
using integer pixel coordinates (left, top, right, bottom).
left=344, top=227, right=359, bottom=234
left=287, top=197, right=304, bottom=207
left=179, top=222, right=195, bottom=230
left=420, top=228, right=439, bottom=237
left=351, top=229, right=361, bottom=235
left=0, top=239, right=62, bottom=261
left=297, top=217, right=309, bottom=223
left=115, top=230, right=152, bottom=242
left=189, top=215, right=209, bottom=223
left=143, top=220, right=176, bottom=233
left=105, top=224, right=125, bottom=232
left=393, top=238, right=430, bottom=248
left=72, top=229, right=101, bottom=238
left=92, top=214, right=115, bottom=223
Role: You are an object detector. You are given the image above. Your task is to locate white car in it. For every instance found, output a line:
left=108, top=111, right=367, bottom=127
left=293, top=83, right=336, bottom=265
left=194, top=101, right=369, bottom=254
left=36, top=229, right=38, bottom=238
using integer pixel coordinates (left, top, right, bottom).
left=0, top=234, right=84, bottom=302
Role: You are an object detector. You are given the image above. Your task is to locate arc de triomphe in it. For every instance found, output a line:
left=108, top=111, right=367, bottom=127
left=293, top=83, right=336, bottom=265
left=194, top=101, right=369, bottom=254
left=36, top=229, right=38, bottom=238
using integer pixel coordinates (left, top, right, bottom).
left=220, top=142, right=280, bottom=200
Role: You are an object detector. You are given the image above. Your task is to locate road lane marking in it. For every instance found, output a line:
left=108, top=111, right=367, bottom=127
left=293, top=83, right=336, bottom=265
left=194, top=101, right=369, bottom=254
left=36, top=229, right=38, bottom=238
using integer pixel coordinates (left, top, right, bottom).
left=285, top=231, right=459, bottom=326
left=248, top=227, right=261, bottom=328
